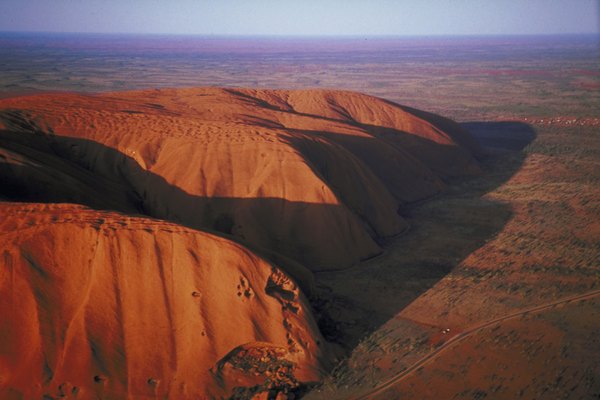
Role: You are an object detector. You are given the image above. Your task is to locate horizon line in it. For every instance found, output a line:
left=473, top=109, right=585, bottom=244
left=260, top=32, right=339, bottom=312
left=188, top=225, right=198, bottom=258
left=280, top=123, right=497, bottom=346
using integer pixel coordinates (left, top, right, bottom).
left=1, top=30, right=599, bottom=39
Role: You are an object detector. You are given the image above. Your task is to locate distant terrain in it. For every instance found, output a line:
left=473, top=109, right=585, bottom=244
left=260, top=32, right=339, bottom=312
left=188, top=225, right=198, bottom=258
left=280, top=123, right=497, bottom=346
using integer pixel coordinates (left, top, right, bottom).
left=0, top=34, right=599, bottom=399
left=0, top=34, right=598, bottom=120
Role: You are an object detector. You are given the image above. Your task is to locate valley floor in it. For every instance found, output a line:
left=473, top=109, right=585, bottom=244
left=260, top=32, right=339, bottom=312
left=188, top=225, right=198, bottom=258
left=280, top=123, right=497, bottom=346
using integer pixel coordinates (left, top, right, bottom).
left=307, top=119, right=600, bottom=399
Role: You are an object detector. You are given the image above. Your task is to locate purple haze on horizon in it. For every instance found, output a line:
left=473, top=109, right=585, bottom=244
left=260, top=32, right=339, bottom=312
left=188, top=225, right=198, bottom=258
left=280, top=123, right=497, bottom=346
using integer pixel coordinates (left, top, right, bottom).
left=0, top=0, right=598, bottom=37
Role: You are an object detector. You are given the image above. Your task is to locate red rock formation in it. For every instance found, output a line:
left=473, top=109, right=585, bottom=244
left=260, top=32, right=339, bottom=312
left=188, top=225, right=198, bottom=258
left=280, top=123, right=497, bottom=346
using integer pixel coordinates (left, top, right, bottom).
left=0, top=88, right=481, bottom=271
left=0, top=203, right=327, bottom=399
left=0, top=88, right=483, bottom=398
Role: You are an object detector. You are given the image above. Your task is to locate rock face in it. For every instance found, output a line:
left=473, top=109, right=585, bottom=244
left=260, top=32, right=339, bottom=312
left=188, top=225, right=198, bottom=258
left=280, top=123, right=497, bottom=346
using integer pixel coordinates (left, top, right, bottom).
left=0, top=88, right=482, bottom=271
left=0, top=203, right=327, bottom=399
left=0, top=88, right=482, bottom=398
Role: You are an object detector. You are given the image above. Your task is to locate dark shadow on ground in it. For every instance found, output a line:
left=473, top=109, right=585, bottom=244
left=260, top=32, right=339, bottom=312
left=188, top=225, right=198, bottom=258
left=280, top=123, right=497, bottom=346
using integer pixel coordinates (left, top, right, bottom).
left=306, top=121, right=537, bottom=346
left=462, top=121, right=537, bottom=151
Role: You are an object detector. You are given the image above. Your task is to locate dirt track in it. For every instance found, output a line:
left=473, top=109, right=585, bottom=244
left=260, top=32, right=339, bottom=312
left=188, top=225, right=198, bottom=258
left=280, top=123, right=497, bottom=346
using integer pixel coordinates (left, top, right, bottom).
left=352, top=289, right=600, bottom=399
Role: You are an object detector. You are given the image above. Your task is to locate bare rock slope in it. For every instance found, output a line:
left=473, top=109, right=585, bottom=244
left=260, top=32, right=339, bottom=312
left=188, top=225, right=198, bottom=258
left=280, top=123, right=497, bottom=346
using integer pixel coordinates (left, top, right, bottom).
left=0, top=88, right=481, bottom=271
left=0, top=88, right=482, bottom=398
left=0, top=203, right=327, bottom=399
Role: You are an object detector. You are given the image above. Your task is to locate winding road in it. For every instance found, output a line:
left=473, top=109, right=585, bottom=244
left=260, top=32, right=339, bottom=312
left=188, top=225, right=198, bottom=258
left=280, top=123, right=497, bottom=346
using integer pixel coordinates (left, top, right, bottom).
left=351, top=289, right=600, bottom=399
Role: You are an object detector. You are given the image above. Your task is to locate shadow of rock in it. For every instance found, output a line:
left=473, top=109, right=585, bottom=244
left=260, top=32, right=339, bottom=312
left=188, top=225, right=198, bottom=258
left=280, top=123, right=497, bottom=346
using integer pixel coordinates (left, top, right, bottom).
left=0, top=114, right=537, bottom=358
left=462, top=121, right=537, bottom=151
left=306, top=121, right=537, bottom=347
left=0, top=130, right=141, bottom=212
left=0, top=128, right=323, bottom=293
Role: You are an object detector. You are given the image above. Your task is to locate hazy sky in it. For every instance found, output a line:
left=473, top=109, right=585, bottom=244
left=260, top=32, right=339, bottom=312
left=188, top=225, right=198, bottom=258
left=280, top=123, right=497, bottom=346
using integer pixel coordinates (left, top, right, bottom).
left=1, top=0, right=598, bottom=36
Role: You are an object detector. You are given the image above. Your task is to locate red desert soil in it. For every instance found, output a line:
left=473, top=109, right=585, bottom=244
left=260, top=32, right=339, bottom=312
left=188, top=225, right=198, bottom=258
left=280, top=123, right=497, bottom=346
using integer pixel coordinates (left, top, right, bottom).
left=0, top=88, right=482, bottom=271
left=0, top=88, right=484, bottom=399
left=305, top=118, right=600, bottom=399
